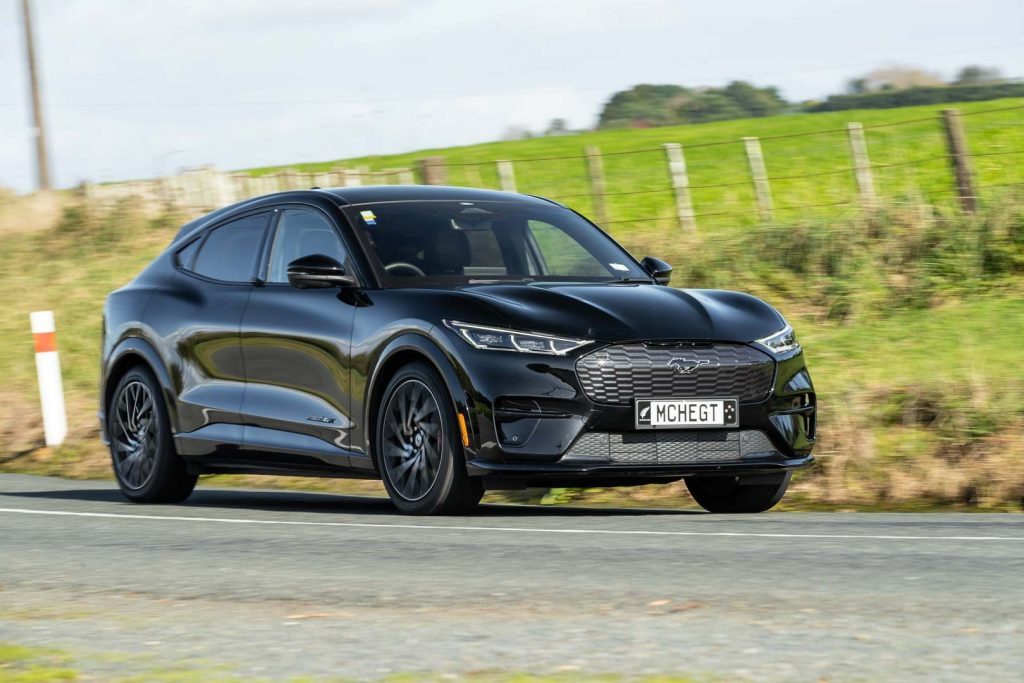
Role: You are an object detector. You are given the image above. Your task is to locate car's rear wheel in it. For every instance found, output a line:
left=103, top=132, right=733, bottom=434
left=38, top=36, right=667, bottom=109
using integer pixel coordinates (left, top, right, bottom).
left=685, top=472, right=791, bottom=513
left=376, top=363, right=483, bottom=515
left=108, top=366, right=197, bottom=503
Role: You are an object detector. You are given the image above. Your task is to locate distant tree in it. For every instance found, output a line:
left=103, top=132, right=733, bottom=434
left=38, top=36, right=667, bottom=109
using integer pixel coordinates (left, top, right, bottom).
left=806, top=81, right=1024, bottom=112
left=675, top=91, right=743, bottom=123
left=953, top=65, right=1003, bottom=86
left=597, top=84, right=691, bottom=128
left=846, top=77, right=869, bottom=94
left=722, top=81, right=787, bottom=118
left=544, top=118, right=571, bottom=136
left=597, top=81, right=788, bottom=129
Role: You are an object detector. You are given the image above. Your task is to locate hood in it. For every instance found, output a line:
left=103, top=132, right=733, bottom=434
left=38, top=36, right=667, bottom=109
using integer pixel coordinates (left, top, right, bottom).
left=456, top=283, right=787, bottom=343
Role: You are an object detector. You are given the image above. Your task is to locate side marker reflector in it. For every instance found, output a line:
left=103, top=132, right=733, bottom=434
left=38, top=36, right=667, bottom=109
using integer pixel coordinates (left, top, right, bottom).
left=456, top=412, right=470, bottom=447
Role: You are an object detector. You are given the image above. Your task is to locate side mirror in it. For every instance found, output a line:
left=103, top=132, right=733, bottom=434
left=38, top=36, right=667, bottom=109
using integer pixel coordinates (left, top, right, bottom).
left=286, top=254, right=355, bottom=289
left=640, top=256, right=672, bottom=285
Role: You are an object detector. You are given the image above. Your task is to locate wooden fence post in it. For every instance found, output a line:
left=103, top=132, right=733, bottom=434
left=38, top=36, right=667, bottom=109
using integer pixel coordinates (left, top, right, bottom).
left=212, top=168, right=235, bottom=205
left=329, top=168, right=347, bottom=187
left=496, top=160, right=517, bottom=192
left=663, top=143, right=696, bottom=232
left=343, top=168, right=362, bottom=187
left=941, top=109, right=978, bottom=212
left=743, top=137, right=773, bottom=220
left=232, top=173, right=254, bottom=199
left=584, top=146, right=609, bottom=226
left=846, top=122, right=876, bottom=207
left=419, top=156, right=447, bottom=185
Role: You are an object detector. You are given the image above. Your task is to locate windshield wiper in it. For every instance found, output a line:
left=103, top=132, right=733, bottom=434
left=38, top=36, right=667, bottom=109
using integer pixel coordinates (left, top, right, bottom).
left=609, top=277, right=653, bottom=284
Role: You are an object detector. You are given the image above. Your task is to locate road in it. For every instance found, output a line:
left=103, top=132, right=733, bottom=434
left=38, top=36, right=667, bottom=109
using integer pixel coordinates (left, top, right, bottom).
left=0, top=474, right=1021, bottom=681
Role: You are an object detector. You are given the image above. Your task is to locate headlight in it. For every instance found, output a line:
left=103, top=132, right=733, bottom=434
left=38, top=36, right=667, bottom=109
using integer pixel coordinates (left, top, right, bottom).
left=443, top=320, right=592, bottom=356
left=755, top=325, right=800, bottom=354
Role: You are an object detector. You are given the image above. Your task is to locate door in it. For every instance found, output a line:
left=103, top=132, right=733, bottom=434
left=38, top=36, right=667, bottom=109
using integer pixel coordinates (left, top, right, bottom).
left=155, top=211, right=270, bottom=456
left=239, top=206, right=358, bottom=467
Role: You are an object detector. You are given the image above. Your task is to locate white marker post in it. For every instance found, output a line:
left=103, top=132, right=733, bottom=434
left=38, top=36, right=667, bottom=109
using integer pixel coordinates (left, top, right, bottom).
left=30, top=311, right=67, bottom=447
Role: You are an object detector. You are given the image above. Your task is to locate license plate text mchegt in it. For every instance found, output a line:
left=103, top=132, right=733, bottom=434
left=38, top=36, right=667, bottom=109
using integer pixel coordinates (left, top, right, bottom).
left=635, top=398, right=739, bottom=429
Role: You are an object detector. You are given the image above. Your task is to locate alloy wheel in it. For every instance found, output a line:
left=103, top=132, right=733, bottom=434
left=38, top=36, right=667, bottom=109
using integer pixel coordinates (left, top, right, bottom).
left=381, top=379, right=444, bottom=501
left=111, top=380, right=159, bottom=490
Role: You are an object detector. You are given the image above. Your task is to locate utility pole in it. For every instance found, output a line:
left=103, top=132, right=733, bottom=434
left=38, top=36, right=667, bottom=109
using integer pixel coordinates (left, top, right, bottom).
left=20, top=0, right=51, bottom=190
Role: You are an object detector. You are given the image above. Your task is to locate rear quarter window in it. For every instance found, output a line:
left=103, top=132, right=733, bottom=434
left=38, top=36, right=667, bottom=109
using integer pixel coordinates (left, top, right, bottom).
left=190, top=213, right=269, bottom=282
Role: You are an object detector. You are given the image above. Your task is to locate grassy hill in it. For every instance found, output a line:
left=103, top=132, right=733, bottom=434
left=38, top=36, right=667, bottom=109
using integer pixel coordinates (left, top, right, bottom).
left=250, top=98, right=1024, bottom=237
left=1, top=99, right=1023, bottom=509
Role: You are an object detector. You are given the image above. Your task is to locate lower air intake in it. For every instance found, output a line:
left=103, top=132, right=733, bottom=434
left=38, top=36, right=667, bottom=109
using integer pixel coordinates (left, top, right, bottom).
left=562, top=429, right=777, bottom=464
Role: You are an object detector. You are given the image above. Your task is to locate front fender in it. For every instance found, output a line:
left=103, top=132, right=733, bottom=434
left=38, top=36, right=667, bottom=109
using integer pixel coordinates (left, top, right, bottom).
left=359, top=329, right=477, bottom=458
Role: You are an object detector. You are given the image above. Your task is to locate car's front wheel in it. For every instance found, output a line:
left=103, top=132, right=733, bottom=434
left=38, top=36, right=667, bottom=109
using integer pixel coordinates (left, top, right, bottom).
left=108, top=366, right=197, bottom=503
left=685, top=472, right=791, bottom=513
left=376, top=363, right=483, bottom=515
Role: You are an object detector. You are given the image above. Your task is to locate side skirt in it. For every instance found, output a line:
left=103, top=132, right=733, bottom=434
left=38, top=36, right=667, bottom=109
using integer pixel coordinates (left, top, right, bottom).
left=175, top=423, right=376, bottom=478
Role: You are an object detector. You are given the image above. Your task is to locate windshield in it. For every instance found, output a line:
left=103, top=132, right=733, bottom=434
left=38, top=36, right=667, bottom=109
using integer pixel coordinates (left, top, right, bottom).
left=345, top=200, right=649, bottom=287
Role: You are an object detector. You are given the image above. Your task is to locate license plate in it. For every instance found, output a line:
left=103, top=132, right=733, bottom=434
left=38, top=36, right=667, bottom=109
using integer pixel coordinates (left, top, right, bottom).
left=635, top=398, right=739, bottom=429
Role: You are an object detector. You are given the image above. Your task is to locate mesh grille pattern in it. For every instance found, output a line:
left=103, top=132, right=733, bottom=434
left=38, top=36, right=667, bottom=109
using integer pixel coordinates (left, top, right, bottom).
left=563, top=430, right=778, bottom=464
left=575, top=343, right=774, bottom=405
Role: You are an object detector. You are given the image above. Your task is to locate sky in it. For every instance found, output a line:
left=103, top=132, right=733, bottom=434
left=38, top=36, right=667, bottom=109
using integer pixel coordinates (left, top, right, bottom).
left=1, top=0, right=1022, bottom=192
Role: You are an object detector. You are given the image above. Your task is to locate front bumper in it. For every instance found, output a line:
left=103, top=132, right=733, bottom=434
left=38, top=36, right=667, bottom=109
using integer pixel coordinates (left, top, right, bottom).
left=451, top=336, right=816, bottom=485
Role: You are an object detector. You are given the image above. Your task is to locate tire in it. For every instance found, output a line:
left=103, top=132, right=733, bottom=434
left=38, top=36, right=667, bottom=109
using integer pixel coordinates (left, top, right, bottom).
left=107, top=366, right=197, bottom=503
left=375, top=362, right=483, bottom=515
left=685, top=472, right=792, bottom=513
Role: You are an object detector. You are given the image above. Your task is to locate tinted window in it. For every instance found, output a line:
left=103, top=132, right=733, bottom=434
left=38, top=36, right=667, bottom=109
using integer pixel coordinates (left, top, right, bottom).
left=349, top=201, right=648, bottom=287
left=192, top=214, right=268, bottom=282
left=267, top=209, right=347, bottom=283
left=527, top=219, right=609, bottom=277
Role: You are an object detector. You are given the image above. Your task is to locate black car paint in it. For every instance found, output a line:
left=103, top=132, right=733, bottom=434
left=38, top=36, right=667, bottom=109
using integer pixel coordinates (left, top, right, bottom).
left=101, top=187, right=815, bottom=487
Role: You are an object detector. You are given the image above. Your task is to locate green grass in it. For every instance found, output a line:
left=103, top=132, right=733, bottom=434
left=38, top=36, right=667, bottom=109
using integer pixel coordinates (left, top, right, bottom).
left=246, top=98, right=1024, bottom=237
left=0, top=641, right=710, bottom=682
left=0, top=644, right=77, bottom=682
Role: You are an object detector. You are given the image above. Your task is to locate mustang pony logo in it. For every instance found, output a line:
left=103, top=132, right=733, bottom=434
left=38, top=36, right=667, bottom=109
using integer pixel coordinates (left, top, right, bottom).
left=668, top=357, right=712, bottom=375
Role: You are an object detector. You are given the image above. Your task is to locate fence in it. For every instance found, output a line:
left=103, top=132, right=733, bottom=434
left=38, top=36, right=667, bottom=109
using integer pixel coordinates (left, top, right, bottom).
left=78, top=104, right=1024, bottom=230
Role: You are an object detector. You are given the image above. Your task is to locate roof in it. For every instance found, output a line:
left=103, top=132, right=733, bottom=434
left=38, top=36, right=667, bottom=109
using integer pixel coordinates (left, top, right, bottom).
left=169, top=185, right=562, bottom=245
left=321, top=185, right=559, bottom=206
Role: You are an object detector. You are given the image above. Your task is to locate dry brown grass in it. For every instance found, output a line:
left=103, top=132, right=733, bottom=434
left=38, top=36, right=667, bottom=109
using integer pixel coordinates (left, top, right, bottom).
left=0, top=191, right=68, bottom=234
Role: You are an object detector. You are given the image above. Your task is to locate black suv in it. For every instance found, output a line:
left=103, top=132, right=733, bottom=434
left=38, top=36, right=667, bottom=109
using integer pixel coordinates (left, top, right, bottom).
left=100, top=186, right=815, bottom=514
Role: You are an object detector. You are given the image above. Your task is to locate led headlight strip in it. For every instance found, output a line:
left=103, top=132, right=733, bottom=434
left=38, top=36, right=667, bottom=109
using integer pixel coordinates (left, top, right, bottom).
left=754, top=324, right=800, bottom=354
left=443, top=320, right=592, bottom=356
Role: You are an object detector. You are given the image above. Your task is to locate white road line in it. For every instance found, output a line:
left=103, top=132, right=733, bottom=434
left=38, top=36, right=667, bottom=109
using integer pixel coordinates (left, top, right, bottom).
left=0, top=507, right=1021, bottom=542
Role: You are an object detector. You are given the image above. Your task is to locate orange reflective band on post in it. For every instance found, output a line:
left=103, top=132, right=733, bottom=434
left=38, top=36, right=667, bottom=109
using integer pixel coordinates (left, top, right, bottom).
left=456, top=412, right=470, bottom=447
left=34, top=331, right=57, bottom=354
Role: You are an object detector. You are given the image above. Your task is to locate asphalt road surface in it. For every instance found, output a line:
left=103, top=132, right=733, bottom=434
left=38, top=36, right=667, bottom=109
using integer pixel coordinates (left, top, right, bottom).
left=1, top=474, right=1022, bottom=681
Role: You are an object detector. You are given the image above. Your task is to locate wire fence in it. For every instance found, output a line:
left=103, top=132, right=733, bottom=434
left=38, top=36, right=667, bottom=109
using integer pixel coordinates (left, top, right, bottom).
left=78, top=103, right=1024, bottom=232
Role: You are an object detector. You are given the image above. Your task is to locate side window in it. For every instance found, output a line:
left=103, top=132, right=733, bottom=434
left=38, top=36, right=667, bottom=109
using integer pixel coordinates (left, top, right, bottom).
left=267, top=209, right=348, bottom=284
left=191, top=213, right=268, bottom=283
left=527, top=220, right=609, bottom=276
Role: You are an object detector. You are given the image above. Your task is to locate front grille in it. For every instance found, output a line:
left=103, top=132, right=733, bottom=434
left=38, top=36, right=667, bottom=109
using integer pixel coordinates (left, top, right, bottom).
left=575, top=342, right=774, bottom=405
left=562, top=429, right=777, bottom=465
